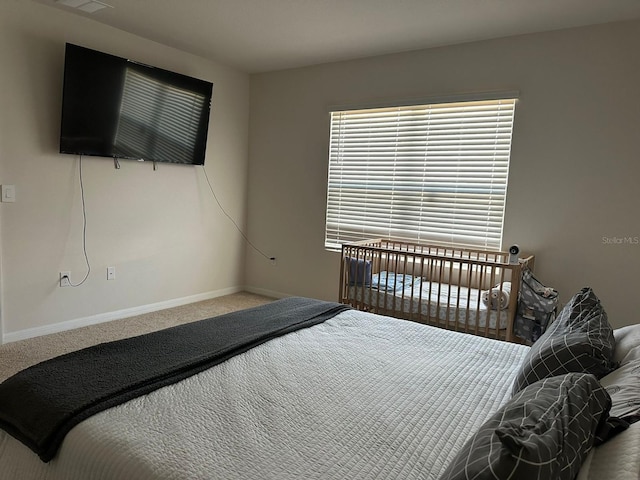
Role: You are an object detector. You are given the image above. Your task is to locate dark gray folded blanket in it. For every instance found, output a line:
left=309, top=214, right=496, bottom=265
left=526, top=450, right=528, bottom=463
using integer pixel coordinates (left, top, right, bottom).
left=0, top=296, right=350, bottom=462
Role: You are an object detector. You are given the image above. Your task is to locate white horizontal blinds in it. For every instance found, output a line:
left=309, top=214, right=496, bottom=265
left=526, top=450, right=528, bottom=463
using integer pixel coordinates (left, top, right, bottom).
left=325, top=98, right=516, bottom=251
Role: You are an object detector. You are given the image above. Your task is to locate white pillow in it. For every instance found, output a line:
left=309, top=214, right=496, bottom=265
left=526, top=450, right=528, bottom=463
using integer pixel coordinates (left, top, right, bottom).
left=614, top=325, right=640, bottom=365
left=576, top=421, right=640, bottom=480
left=599, top=358, right=640, bottom=419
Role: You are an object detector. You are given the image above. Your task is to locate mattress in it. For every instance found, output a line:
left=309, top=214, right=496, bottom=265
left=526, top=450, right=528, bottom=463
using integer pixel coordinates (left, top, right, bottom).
left=0, top=309, right=528, bottom=480
left=349, top=279, right=510, bottom=330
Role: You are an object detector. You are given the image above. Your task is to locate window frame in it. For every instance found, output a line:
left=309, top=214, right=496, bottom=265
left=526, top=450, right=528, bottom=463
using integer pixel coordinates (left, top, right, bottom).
left=324, top=96, right=518, bottom=252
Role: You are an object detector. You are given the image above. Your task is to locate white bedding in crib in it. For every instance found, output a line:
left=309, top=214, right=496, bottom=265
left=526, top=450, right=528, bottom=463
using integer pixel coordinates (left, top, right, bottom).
left=350, top=278, right=510, bottom=330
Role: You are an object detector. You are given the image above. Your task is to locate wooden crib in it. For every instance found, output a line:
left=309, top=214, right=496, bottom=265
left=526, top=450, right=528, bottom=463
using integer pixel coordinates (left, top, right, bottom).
left=339, top=239, right=535, bottom=342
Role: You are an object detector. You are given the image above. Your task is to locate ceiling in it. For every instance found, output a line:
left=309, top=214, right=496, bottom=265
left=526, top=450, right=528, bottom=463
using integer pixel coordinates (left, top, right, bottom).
left=36, top=0, right=640, bottom=73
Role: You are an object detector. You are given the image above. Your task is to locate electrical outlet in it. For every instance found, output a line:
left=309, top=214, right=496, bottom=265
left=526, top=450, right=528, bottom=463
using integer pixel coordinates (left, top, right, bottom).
left=107, top=266, right=115, bottom=280
left=60, top=271, right=71, bottom=287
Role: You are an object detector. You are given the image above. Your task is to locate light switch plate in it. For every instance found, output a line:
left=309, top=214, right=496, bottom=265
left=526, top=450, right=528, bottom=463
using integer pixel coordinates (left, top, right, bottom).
left=1, top=185, right=16, bottom=203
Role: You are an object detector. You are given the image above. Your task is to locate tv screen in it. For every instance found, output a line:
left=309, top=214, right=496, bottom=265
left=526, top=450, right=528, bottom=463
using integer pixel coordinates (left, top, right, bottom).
left=60, top=43, right=213, bottom=166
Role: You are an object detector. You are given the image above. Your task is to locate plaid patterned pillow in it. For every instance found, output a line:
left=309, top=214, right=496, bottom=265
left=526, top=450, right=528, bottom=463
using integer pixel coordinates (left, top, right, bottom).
left=439, top=373, right=611, bottom=480
left=511, top=287, right=616, bottom=396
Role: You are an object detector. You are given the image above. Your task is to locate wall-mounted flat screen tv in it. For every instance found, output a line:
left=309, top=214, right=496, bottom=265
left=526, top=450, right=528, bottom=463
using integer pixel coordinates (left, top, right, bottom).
left=60, top=43, right=213, bottom=166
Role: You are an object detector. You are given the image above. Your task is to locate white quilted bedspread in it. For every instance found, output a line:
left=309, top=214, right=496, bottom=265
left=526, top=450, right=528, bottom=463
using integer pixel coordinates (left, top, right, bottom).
left=0, top=309, right=529, bottom=480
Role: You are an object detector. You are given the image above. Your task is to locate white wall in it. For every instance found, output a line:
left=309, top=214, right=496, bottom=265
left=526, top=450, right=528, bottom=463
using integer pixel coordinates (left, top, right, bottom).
left=246, top=20, right=640, bottom=328
left=0, top=2, right=250, bottom=340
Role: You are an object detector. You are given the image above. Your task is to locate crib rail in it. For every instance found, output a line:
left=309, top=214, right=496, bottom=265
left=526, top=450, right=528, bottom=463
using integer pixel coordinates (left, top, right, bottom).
left=339, top=239, right=535, bottom=342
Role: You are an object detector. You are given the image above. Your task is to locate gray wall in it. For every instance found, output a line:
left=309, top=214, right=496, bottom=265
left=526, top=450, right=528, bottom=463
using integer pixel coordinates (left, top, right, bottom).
left=246, top=20, right=640, bottom=328
left=1, top=3, right=637, bottom=339
left=0, top=2, right=250, bottom=340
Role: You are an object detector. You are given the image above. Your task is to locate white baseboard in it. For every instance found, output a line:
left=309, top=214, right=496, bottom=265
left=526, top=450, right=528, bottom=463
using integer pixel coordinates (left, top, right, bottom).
left=243, top=285, right=290, bottom=300
left=2, top=286, right=243, bottom=344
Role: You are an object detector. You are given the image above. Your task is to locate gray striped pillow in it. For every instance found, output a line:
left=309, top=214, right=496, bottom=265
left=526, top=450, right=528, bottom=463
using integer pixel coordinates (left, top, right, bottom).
left=511, top=287, right=616, bottom=396
left=439, top=373, right=611, bottom=480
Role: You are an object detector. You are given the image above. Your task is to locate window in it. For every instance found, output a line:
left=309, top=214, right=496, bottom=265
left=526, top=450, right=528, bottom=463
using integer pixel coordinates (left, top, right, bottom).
left=325, top=98, right=517, bottom=251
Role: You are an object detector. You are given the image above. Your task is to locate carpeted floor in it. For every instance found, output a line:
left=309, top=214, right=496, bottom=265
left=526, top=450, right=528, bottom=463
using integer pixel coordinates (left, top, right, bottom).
left=0, top=291, right=274, bottom=382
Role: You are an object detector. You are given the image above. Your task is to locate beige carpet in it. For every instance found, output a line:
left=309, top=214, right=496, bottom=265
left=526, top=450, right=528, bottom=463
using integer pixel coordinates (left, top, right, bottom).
left=0, top=291, right=274, bottom=382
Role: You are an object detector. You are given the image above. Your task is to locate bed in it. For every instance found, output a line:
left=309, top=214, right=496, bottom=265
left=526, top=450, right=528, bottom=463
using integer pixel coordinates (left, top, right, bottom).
left=340, top=239, right=536, bottom=342
left=0, top=292, right=638, bottom=480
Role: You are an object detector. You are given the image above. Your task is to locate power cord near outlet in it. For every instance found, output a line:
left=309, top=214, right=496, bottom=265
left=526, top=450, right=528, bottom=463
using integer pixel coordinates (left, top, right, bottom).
left=62, top=156, right=91, bottom=288
left=60, top=159, right=275, bottom=291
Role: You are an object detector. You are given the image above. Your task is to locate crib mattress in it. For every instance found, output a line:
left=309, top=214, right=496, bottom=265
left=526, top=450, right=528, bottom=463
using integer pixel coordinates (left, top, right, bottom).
left=349, top=278, right=510, bottom=330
